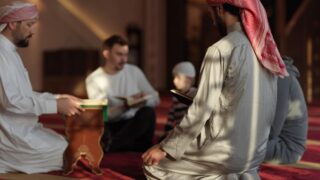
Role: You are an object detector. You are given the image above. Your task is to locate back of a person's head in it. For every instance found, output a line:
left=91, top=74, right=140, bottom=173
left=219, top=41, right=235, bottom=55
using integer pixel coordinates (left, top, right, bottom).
left=223, top=4, right=241, bottom=19
left=172, top=61, right=196, bottom=78
left=102, top=35, right=128, bottom=50
left=282, top=56, right=300, bottom=78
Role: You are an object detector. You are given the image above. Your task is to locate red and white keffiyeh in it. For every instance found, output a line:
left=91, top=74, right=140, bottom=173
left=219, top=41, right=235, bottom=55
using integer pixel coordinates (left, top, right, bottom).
left=0, top=1, right=38, bottom=32
left=207, top=0, right=288, bottom=77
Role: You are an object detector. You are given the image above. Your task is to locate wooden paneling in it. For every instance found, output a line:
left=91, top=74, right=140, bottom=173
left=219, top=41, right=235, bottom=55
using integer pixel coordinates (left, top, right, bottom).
left=43, top=49, right=100, bottom=98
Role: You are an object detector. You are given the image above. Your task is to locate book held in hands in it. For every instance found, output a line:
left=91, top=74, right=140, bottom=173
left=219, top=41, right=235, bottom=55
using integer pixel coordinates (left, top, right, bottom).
left=170, top=89, right=194, bottom=105
left=115, top=92, right=158, bottom=107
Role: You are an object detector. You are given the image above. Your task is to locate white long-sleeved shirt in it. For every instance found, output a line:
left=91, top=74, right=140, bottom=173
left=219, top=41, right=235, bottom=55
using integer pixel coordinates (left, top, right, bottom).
left=0, top=34, right=67, bottom=174
left=85, top=65, right=160, bottom=122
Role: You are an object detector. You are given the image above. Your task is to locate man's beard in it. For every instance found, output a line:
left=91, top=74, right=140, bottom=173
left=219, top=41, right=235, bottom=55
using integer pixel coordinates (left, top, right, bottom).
left=215, top=17, right=227, bottom=36
left=16, top=38, right=29, bottom=47
left=116, top=63, right=125, bottom=71
left=15, top=35, right=32, bottom=48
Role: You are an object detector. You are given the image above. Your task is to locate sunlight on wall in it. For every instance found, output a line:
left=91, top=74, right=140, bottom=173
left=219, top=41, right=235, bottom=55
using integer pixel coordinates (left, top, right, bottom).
left=57, top=0, right=108, bottom=40
left=307, top=37, right=313, bottom=103
left=27, top=0, right=44, bottom=11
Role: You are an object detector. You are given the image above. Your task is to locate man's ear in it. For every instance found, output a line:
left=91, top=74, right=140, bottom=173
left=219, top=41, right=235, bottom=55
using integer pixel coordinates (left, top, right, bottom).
left=216, top=5, right=224, bottom=16
left=7, top=22, right=18, bottom=30
left=102, top=49, right=109, bottom=59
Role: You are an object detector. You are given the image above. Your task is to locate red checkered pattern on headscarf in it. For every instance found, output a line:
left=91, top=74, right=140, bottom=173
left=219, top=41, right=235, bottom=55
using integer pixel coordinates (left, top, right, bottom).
left=0, top=2, right=38, bottom=23
left=207, top=0, right=288, bottom=77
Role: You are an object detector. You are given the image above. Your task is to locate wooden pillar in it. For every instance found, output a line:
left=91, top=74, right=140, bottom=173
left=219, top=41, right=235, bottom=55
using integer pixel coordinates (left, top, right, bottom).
left=275, top=0, right=286, bottom=53
left=166, top=0, right=187, bottom=89
left=144, top=0, right=167, bottom=90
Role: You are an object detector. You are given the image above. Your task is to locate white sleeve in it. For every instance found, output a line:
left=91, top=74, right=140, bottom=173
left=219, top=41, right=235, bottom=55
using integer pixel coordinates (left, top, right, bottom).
left=136, top=68, right=160, bottom=107
left=0, top=61, right=57, bottom=116
left=33, top=91, right=57, bottom=100
left=85, top=76, right=107, bottom=99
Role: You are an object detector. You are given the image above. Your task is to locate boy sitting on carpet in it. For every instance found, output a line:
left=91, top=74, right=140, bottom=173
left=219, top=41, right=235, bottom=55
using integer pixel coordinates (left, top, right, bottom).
left=163, top=61, right=197, bottom=137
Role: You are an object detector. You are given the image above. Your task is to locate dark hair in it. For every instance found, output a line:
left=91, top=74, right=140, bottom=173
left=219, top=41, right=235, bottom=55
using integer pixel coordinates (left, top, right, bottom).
left=102, top=35, right=128, bottom=50
left=223, top=4, right=241, bottom=19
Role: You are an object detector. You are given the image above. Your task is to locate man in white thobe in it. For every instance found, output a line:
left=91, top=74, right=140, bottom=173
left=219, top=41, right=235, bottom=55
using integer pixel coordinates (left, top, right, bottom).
left=142, top=0, right=288, bottom=179
left=0, top=1, right=83, bottom=174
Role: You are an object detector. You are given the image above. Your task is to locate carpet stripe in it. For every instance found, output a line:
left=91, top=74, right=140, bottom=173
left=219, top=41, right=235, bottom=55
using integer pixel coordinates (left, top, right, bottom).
left=288, top=161, right=320, bottom=170
left=307, top=140, right=320, bottom=146
left=309, top=126, right=320, bottom=131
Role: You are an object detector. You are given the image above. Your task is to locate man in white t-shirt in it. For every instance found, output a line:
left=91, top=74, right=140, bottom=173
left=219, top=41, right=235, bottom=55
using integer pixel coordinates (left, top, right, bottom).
left=86, top=35, right=160, bottom=152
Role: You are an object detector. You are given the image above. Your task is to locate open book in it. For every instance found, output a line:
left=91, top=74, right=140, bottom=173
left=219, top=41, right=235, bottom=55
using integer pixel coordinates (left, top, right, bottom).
left=115, top=93, right=157, bottom=107
left=80, top=99, right=108, bottom=108
left=78, top=99, right=108, bottom=122
left=170, top=89, right=194, bottom=105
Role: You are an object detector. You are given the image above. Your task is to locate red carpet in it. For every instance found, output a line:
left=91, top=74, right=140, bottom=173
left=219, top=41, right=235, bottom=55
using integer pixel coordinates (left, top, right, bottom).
left=260, top=165, right=320, bottom=180
left=48, top=167, right=134, bottom=180
left=39, top=96, right=320, bottom=180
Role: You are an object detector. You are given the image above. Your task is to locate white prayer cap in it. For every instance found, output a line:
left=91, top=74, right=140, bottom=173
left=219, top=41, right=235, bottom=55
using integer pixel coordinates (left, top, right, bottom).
left=0, top=1, right=38, bottom=32
left=172, top=61, right=196, bottom=78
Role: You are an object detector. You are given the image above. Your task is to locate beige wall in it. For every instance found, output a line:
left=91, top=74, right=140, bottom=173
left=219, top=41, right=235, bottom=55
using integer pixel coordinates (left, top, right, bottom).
left=6, top=0, right=166, bottom=91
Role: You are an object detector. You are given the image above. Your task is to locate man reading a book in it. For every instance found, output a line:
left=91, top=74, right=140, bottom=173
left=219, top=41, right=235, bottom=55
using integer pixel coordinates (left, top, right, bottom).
left=86, top=35, right=160, bottom=152
left=0, top=1, right=83, bottom=174
left=142, top=0, right=288, bottom=179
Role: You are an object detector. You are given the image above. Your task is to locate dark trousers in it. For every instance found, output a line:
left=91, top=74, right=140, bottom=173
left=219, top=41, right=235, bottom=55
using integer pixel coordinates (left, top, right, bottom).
left=103, top=106, right=156, bottom=152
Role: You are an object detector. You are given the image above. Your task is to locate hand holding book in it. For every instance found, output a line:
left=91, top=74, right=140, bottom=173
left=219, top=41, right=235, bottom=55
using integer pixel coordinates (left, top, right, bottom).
left=170, top=89, right=196, bottom=105
left=115, top=92, right=156, bottom=108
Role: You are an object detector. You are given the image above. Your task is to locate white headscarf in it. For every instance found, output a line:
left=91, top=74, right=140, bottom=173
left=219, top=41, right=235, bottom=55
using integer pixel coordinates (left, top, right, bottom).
left=0, top=1, right=38, bottom=32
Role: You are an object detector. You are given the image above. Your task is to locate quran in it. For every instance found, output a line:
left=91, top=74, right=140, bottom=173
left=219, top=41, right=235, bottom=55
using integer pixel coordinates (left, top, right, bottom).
left=80, top=99, right=108, bottom=108
left=115, top=93, right=157, bottom=107
left=80, top=99, right=108, bottom=122
left=170, top=89, right=194, bottom=105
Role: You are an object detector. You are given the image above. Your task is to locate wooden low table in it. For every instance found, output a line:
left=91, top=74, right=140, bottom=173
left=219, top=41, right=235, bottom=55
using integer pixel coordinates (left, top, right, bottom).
left=63, top=99, right=108, bottom=175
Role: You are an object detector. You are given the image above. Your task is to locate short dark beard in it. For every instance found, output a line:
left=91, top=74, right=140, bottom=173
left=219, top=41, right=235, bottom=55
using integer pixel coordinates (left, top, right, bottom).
left=210, top=6, right=227, bottom=37
left=215, top=16, right=227, bottom=36
left=16, top=38, right=29, bottom=47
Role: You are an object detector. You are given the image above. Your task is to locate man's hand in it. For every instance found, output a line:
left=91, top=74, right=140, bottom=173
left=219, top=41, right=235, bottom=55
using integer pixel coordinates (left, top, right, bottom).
left=56, top=94, right=81, bottom=101
left=131, top=92, right=145, bottom=99
left=57, top=95, right=84, bottom=116
left=142, top=144, right=167, bottom=166
left=127, top=92, right=146, bottom=107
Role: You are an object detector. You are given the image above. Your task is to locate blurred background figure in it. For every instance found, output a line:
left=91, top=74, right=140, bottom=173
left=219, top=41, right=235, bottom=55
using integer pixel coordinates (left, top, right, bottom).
left=86, top=35, right=160, bottom=152
left=164, top=61, right=196, bottom=138
left=266, top=56, right=308, bottom=164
